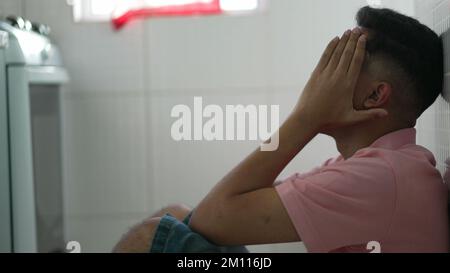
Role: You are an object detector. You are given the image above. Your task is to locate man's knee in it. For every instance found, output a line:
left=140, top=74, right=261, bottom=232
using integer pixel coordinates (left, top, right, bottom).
left=113, top=217, right=161, bottom=253
left=152, top=203, right=192, bottom=221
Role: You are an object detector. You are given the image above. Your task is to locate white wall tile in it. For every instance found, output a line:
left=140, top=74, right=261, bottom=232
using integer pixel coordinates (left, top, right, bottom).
left=0, top=0, right=23, bottom=18
left=61, top=92, right=149, bottom=216
left=146, top=13, right=269, bottom=90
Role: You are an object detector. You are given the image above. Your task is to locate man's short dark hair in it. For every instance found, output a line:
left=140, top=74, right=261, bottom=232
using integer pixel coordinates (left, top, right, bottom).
left=356, top=6, right=443, bottom=118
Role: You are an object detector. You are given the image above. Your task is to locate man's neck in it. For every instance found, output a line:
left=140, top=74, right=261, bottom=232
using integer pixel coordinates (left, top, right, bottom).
left=330, top=121, right=409, bottom=159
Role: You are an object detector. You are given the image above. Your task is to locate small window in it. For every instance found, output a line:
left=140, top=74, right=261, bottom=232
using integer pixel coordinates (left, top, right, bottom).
left=67, top=0, right=264, bottom=28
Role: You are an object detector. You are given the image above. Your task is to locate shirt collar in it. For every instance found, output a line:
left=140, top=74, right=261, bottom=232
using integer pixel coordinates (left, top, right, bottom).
left=369, top=127, right=416, bottom=150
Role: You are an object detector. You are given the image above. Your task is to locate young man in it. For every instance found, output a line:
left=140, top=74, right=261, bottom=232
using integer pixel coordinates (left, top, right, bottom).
left=113, top=6, right=448, bottom=253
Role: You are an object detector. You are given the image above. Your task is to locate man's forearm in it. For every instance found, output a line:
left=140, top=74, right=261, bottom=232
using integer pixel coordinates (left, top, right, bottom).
left=205, top=113, right=317, bottom=198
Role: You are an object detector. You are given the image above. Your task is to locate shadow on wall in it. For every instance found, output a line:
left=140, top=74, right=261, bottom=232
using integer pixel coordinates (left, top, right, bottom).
left=445, top=158, right=450, bottom=190
left=446, top=158, right=450, bottom=246
left=444, top=157, right=450, bottom=189
left=443, top=29, right=450, bottom=103
left=440, top=27, right=450, bottom=241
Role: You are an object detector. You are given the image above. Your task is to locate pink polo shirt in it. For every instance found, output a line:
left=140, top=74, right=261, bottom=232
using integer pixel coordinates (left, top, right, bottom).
left=276, top=128, right=449, bottom=253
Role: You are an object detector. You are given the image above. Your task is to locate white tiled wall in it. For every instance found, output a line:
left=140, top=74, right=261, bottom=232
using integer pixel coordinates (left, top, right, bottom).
left=1, top=0, right=429, bottom=252
left=0, top=0, right=23, bottom=18
left=414, top=0, right=450, bottom=177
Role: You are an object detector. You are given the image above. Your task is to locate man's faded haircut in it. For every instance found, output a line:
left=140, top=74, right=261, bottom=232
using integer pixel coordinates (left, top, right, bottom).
left=356, top=6, right=443, bottom=118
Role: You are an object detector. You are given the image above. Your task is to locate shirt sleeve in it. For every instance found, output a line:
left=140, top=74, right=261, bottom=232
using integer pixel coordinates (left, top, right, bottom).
left=275, top=155, right=396, bottom=252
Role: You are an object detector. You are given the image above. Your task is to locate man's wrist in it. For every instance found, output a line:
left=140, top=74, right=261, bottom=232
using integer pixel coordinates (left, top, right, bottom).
left=287, top=109, right=321, bottom=135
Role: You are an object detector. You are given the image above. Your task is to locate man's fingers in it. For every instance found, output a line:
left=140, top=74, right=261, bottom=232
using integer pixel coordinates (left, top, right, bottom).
left=348, top=108, right=388, bottom=124
left=337, top=28, right=362, bottom=73
left=315, top=36, right=340, bottom=72
left=347, top=35, right=367, bottom=81
left=327, top=29, right=351, bottom=70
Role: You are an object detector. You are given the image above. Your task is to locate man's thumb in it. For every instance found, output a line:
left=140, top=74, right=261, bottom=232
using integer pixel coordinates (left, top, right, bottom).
left=351, top=108, right=388, bottom=123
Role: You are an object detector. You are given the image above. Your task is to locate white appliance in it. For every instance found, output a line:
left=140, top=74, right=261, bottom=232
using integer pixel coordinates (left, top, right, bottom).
left=0, top=16, right=69, bottom=253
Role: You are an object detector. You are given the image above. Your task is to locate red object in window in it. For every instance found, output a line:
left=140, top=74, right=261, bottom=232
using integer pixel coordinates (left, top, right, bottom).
left=112, top=0, right=222, bottom=29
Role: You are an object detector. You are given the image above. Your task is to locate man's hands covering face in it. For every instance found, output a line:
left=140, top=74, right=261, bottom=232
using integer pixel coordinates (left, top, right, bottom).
left=293, top=28, right=388, bottom=133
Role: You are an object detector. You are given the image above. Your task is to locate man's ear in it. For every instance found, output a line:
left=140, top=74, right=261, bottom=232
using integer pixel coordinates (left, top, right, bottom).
left=364, top=82, right=392, bottom=109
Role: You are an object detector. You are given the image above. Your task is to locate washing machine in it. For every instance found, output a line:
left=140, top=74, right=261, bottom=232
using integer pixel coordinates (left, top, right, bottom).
left=0, top=16, right=69, bottom=253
